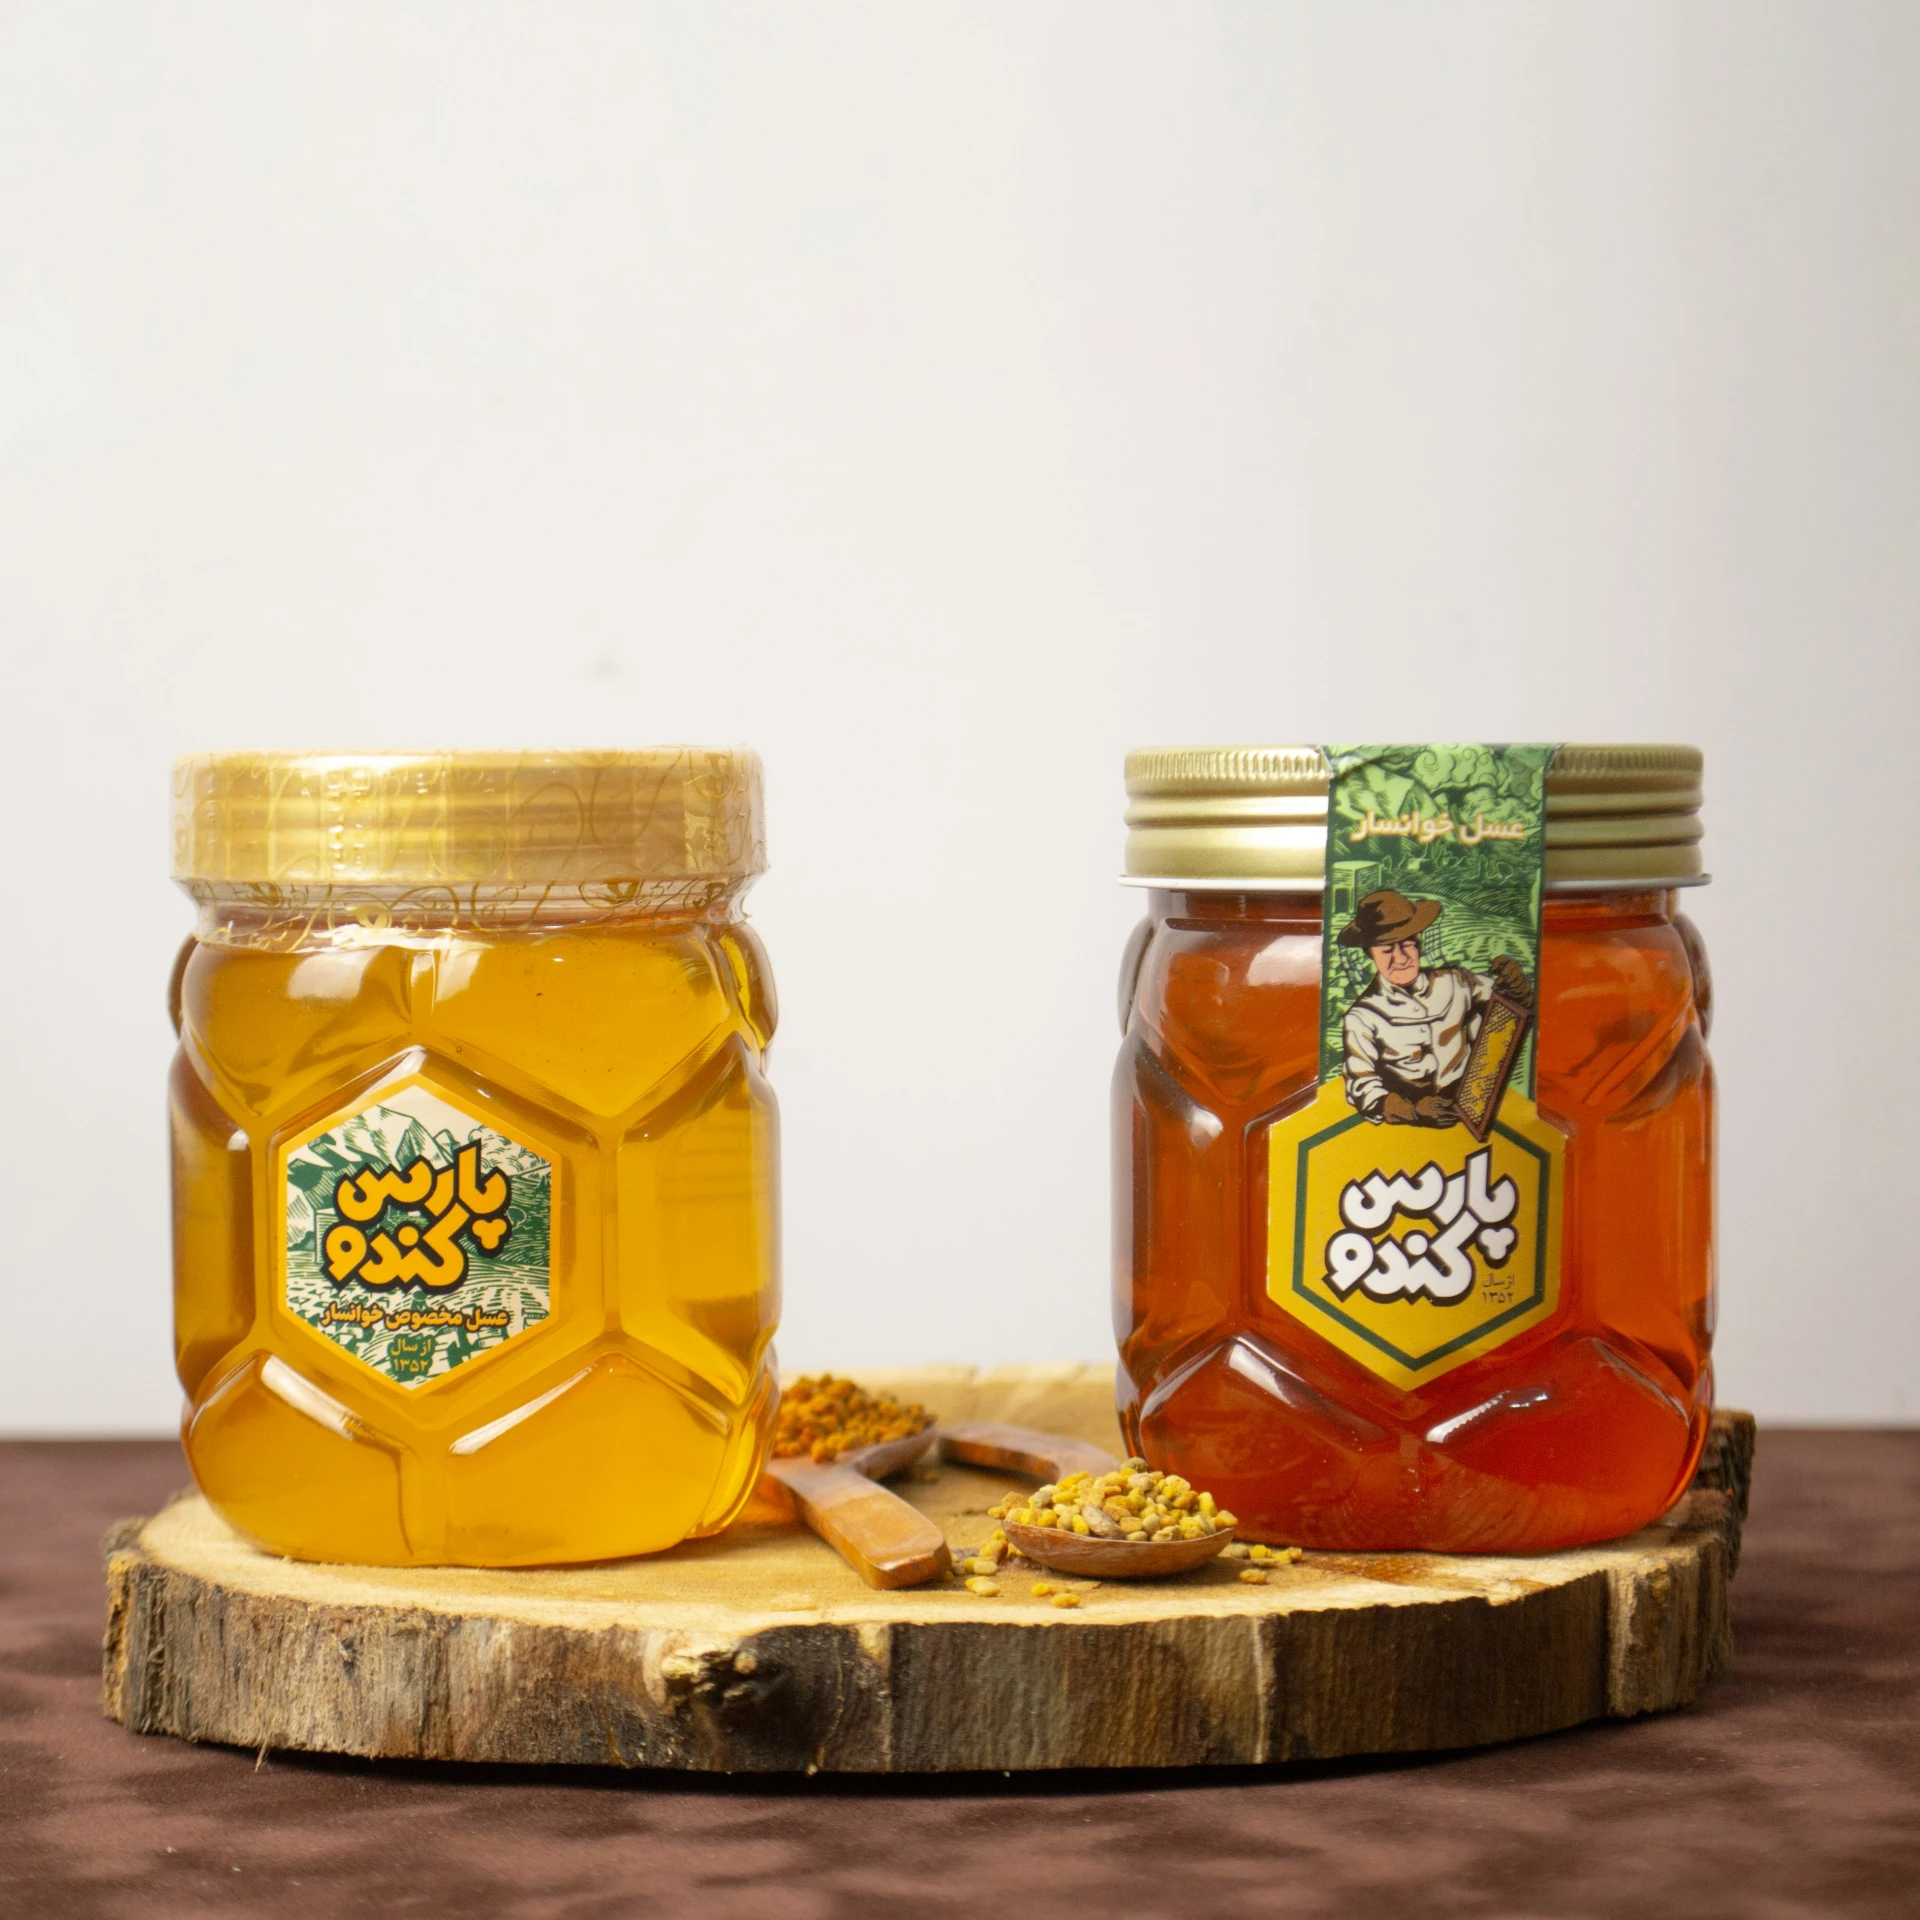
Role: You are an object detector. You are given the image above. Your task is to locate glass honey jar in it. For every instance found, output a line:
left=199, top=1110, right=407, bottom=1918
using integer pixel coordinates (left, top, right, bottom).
left=170, top=750, right=780, bottom=1566
left=1114, top=744, right=1713, bottom=1553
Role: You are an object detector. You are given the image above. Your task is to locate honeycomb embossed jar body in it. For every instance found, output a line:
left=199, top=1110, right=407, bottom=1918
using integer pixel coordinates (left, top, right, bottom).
left=170, top=750, right=780, bottom=1566
left=1114, top=745, right=1714, bottom=1554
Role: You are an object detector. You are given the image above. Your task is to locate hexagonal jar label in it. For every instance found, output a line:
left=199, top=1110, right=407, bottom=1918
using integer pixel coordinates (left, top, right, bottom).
left=282, top=1079, right=552, bottom=1387
left=1266, top=1079, right=1564, bottom=1390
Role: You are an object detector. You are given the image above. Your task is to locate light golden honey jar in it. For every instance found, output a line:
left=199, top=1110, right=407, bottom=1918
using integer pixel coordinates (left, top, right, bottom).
left=170, top=750, right=780, bottom=1566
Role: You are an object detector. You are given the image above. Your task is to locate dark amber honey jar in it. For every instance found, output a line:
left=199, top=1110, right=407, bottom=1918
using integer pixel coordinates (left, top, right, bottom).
left=1114, top=746, right=1712, bottom=1553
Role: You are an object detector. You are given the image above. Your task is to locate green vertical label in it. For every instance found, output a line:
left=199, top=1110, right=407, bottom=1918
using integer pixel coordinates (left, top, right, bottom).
left=1319, top=744, right=1556, bottom=1121
left=1265, top=743, right=1568, bottom=1389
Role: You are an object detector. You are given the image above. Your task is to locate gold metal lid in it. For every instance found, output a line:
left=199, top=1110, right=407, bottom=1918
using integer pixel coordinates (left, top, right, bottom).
left=173, top=749, right=766, bottom=888
left=1123, top=744, right=1705, bottom=890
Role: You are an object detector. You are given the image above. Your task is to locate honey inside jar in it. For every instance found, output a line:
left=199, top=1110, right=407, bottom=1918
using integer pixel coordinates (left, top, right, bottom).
left=170, top=750, right=780, bottom=1567
left=1114, top=746, right=1714, bottom=1553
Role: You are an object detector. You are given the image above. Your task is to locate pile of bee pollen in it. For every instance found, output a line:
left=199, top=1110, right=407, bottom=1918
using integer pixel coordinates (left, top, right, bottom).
left=772, top=1375, right=933, bottom=1464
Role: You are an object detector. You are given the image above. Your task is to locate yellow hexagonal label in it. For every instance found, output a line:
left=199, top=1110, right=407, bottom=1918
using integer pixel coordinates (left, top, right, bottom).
left=1266, top=1078, right=1564, bottom=1390
left=280, top=1076, right=553, bottom=1388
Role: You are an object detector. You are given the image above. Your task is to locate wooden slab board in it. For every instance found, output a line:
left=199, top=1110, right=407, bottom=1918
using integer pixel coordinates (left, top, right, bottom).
left=102, top=1366, right=1755, bottom=1773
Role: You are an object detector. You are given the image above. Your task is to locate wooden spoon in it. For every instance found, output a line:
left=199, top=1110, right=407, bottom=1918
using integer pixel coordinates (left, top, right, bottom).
left=937, top=1422, right=1121, bottom=1483
left=941, top=1422, right=1236, bottom=1579
left=758, top=1427, right=950, bottom=1590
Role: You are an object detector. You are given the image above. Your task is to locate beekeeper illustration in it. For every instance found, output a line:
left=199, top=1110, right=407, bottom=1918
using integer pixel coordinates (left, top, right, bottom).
left=1338, top=890, right=1532, bottom=1126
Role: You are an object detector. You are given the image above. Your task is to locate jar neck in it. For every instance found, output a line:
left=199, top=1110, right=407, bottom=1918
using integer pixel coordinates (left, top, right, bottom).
left=179, top=877, right=754, bottom=952
left=1144, top=886, right=1684, bottom=928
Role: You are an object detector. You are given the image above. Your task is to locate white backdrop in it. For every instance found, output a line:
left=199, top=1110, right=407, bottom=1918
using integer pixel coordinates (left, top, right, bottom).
left=3, top=3, right=1915, bottom=1432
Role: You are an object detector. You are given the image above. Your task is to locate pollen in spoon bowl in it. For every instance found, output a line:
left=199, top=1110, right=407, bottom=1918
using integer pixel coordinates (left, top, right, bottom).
left=990, top=1458, right=1239, bottom=1580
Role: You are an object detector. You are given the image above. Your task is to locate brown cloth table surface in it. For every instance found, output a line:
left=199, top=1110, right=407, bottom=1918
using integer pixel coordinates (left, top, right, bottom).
left=3, top=1433, right=1915, bottom=1919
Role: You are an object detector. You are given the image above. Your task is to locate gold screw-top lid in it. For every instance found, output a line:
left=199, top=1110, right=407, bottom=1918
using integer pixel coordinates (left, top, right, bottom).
left=173, top=749, right=767, bottom=888
left=1123, top=744, right=1705, bottom=889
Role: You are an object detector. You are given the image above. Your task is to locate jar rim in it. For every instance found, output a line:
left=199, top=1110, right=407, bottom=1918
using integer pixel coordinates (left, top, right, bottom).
left=1119, top=874, right=1708, bottom=893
